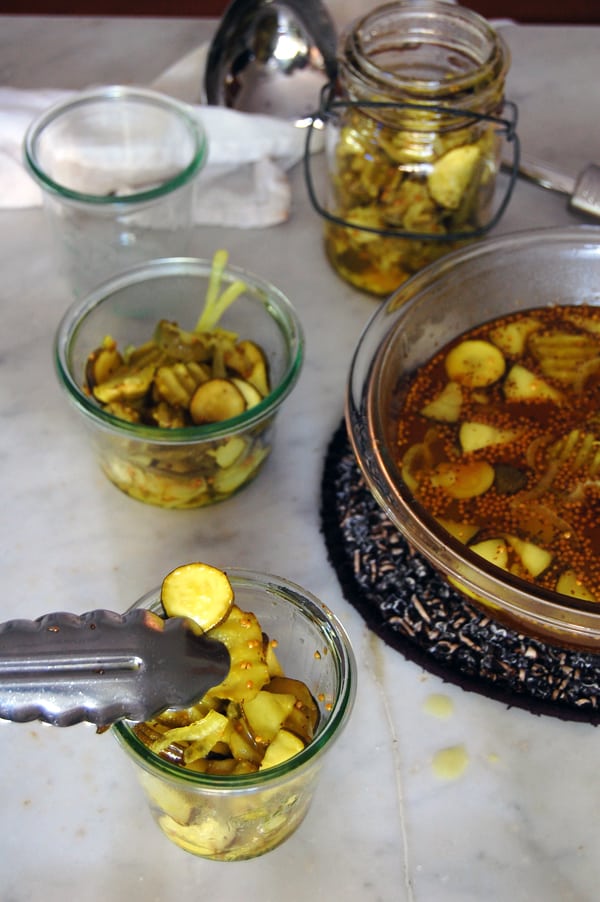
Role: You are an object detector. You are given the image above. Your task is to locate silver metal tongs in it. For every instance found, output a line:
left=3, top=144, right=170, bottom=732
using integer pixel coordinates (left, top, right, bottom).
left=0, top=609, right=230, bottom=728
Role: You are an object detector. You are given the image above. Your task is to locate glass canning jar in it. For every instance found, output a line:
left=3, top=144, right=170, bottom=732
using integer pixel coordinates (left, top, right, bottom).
left=315, top=0, right=512, bottom=297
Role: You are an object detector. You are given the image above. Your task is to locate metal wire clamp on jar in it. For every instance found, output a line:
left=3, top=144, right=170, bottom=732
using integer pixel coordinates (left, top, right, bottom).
left=304, top=0, right=519, bottom=297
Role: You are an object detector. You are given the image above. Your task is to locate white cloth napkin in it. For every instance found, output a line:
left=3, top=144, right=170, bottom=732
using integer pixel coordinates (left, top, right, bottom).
left=0, top=43, right=308, bottom=228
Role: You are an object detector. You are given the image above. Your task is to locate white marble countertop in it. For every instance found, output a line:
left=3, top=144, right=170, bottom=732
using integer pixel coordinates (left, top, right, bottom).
left=1, top=14, right=600, bottom=902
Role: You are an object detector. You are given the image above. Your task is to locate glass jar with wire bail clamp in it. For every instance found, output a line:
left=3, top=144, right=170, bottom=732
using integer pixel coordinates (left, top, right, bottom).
left=305, top=0, right=518, bottom=297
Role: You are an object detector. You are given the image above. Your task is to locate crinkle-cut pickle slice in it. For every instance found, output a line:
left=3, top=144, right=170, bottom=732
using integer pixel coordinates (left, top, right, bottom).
left=528, top=329, right=600, bottom=384
left=85, top=336, right=123, bottom=388
left=445, top=339, right=506, bottom=388
left=154, top=361, right=210, bottom=407
left=93, top=362, right=157, bottom=404
left=206, top=605, right=270, bottom=704
left=161, top=562, right=234, bottom=632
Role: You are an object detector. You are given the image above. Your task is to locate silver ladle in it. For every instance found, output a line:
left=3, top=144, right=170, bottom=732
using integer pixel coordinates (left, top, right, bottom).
left=204, top=0, right=338, bottom=125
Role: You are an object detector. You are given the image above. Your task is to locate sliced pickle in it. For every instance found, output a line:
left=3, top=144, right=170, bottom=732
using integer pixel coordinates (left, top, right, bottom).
left=437, top=518, right=480, bottom=544
left=428, top=144, right=481, bottom=210
left=265, top=676, right=320, bottom=743
left=149, top=710, right=229, bottom=760
left=242, top=691, right=297, bottom=743
left=153, top=319, right=214, bottom=363
left=420, top=381, right=463, bottom=423
left=206, top=605, right=270, bottom=704
left=503, top=364, right=563, bottom=402
left=556, top=569, right=597, bottom=602
left=213, top=436, right=247, bottom=469
left=528, top=329, right=599, bottom=384
left=231, top=377, right=264, bottom=409
left=459, top=421, right=518, bottom=453
left=92, top=363, right=156, bottom=404
left=505, top=535, right=552, bottom=577
left=265, top=639, right=284, bottom=678
left=430, top=461, right=495, bottom=499
left=161, top=561, right=234, bottom=632
left=158, top=814, right=236, bottom=855
left=445, top=340, right=505, bottom=388
left=228, top=717, right=264, bottom=765
left=259, top=729, right=305, bottom=770
left=224, top=340, right=270, bottom=397
left=469, top=538, right=509, bottom=570
left=212, top=446, right=270, bottom=496
left=140, top=773, right=194, bottom=825
left=189, top=378, right=246, bottom=424
left=488, top=316, right=542, bottom=357
left=154, top=361, right=210, bottom=407
left=85, top=337, right=123, bottom=388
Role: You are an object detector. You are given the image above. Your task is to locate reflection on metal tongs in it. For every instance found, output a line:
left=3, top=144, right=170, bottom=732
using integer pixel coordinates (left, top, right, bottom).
left=204, top=0, right=338, bottom=126
left=0, top=609, right=229, bottom=728
left=502, top=151, right=600, bottom=220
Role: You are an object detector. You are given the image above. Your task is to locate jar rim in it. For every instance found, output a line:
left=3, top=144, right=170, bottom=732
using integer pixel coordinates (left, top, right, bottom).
left=339, top=0, right=509, bottom=108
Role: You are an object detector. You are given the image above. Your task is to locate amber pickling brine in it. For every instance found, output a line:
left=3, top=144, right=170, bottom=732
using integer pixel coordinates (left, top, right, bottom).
left=321, top=1, right=511, bottom=296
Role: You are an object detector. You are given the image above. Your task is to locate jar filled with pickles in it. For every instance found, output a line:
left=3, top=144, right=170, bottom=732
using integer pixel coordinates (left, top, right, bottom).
left=313, top=0, right=513, bottom=297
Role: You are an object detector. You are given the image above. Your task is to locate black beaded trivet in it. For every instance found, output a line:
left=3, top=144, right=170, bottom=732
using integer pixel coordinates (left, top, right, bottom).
left=320, top=420, right=600, bottom=724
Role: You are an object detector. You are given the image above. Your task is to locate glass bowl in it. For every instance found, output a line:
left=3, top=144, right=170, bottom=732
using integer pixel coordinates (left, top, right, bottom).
left=346, top=225, right=600, bottom=650
left=24, top=85, right=208, bottom=298
left=54, top=257, right=304, bottom=508
left=113, top=569, right=357, bottom=861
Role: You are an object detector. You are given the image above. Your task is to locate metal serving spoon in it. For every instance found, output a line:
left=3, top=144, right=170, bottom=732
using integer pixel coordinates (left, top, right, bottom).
left=502, top=151, right=600, bottom=220
left=204, top=0, right=338, bottom=125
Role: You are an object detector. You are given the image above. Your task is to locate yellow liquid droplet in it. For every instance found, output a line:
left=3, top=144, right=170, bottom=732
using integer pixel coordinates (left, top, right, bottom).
left=432, top=744, right=469, bottom=781
left=423, top=693, right=454, bottom=719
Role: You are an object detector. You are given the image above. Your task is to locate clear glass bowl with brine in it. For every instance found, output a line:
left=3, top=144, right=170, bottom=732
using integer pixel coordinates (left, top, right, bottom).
left=347, top=226, right=600, bottom=650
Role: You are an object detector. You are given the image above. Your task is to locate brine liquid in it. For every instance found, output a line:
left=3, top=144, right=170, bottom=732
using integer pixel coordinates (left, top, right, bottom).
left=395, top=304, right=600, bottom=601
